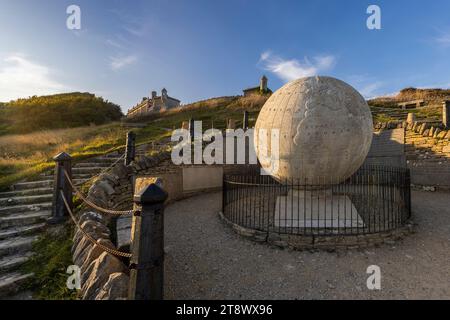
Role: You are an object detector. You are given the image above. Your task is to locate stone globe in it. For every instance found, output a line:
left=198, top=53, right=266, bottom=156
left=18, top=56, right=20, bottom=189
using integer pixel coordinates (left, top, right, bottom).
left=254, top=76, right=373, bottom=185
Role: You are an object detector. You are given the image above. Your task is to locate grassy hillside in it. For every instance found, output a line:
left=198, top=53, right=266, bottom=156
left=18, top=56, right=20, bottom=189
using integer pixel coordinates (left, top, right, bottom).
left=0, top=95, right=268, bottom=190
left=1, top=88, right=445, bottom=190
left=0, top=92, right=123, bottom=135
left=368, top=87, right=450, bottom=109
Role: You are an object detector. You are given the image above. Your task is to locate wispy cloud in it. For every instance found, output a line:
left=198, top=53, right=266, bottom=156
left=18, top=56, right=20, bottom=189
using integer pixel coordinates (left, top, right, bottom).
left=435, top=34, right=450, bottom=46
left=259, top=51, right=336, bottom=82
left=346, top=74, right=386, bottom=99
left=109, top=55, right=138, bottom=71
left=105, top=39, right=124, bottom=49
left=431, top=27, right=450, bottom=47
left=0, top=54, right=67, bottom=102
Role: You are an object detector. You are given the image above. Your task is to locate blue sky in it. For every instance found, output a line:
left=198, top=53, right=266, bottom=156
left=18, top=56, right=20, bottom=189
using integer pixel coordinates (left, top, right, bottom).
left=1, top=0, right=450, bottom=112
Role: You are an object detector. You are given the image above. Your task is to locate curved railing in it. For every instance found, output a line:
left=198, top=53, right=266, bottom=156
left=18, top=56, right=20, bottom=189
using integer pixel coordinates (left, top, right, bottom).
left=222, top=165, right=411, bottom=236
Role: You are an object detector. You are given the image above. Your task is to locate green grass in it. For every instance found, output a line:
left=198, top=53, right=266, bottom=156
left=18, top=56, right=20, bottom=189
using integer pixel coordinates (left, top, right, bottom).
left=21, top=225, right=78, bottom=300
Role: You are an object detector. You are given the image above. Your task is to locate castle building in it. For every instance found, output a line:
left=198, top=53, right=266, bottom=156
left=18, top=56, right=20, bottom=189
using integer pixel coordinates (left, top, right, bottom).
left=127, top=88, right=181, bottom=118
left=243, top=75, right=272, bottom=96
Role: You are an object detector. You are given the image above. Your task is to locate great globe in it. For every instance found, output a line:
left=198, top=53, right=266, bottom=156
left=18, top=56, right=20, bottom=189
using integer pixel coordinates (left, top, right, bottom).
left=254, top=76, right=373, bottom=185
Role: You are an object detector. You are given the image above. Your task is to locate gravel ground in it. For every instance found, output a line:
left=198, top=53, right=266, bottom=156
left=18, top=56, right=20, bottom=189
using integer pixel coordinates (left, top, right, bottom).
left=164, top=190, right=450, bottom=300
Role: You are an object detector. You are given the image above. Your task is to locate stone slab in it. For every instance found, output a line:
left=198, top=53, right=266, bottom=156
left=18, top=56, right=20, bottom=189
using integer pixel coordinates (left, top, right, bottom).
left=274, top=190, right=364, bottom=228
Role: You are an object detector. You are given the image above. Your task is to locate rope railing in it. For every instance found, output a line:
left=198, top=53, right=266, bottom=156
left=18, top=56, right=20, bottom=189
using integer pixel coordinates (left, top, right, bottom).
left=64, top=169, right=133, bottom=216
left=60, top=190, right=132, bottom=258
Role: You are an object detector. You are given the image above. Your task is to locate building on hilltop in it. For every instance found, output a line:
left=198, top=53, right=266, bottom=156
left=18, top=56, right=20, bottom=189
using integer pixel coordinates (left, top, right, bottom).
left=127, top=88, right=181, bottom=118
left=243, top=75, right=272, bottom=96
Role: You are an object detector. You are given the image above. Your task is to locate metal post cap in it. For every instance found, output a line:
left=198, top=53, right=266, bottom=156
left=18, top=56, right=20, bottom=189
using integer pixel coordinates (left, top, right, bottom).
left=53, top=152, right=72, bottom=161
left=134, top=183, right=168, bottom=204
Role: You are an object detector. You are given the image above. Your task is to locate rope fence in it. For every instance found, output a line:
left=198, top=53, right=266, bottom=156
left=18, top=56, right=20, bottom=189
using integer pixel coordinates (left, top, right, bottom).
left=65, top=169, right=132, bottom=216
left=60, top=190, right=132, bottom=258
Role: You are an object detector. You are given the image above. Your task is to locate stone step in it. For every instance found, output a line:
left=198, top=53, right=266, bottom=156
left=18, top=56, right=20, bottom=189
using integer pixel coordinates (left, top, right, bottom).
left=73, top=162, right=111, bottom=168
left=0, top=203, right=52, bottom=215
left=0, top=236, right=38, bottom=258
left=74, top=178, right=90, bottom=186
left=0, top=253, right=32, bottom=273
left=0, top=188, right=53, bottom=198
left=0, top=272, right=33, bottom=298
left=43, top=167, right=106, bottom=175
left=40, top=172, right=93, bottom=180
left=72, top=167, right=104, bottom=174
left=0, top=223, right=46, bottom=241
left=80, top=157, right=121, bottom=164
left=13, top=180, right=53, bottom=191
left=3, top=290, right=33, bottom=300
left=0, top=211, right=51, bottom=229
left=0, top=194, right=53, bottom=207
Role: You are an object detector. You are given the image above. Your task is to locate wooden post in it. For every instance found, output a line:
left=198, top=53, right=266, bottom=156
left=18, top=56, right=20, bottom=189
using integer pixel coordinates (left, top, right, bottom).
left=49, top=152, right=72, bottom=224
left=128, top=179, right=168, bottom=300
left=125, top=131, right=136, bottom=166
left=243, top=111, right=249, bottom=130
left=443, top=101, right=450, bottom=129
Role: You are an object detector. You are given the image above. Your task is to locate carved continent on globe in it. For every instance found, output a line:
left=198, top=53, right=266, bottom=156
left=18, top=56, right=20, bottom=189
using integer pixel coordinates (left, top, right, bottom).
left=254, top=76, right=373, bottom=184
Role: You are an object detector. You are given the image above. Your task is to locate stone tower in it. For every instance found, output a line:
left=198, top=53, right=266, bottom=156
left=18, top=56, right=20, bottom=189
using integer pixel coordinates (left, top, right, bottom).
left=260, top=75, right=268, bottom=92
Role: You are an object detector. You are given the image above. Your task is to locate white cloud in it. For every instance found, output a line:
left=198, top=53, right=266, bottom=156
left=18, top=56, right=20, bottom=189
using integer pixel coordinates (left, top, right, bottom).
left=435, top=35, right=450, bottom=46
left=433, top=29, right=450, bottom=47
left=109, top=55, right=137, bottom=71
left=0, top=54, right=67, bottom=102
left=345, top=74, right=386, bottom=99
left=105, top=39, right=123, bottom=49
left=259, top=51, right=336, bottom=82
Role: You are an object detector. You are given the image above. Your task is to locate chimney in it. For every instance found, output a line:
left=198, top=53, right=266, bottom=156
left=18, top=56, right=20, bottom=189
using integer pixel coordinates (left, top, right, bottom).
left=260, top=75, right=268, bottom=92
left=151, top=91, right=157, bottom=99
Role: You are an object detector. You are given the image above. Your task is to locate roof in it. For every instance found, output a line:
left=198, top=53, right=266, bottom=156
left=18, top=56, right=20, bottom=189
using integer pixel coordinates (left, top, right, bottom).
left=243, top=86, right=261, bottom=92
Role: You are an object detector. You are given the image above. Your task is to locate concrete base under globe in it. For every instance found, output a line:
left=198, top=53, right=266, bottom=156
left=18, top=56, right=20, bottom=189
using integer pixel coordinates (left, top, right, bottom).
left=274, top=189, right=365, bottom=228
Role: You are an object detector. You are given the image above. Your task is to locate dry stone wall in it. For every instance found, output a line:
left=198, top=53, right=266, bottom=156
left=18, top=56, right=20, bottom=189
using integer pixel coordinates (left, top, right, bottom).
left=374, top=120, right=450, bottom=189
left=71, top=151, right=172, bottom=300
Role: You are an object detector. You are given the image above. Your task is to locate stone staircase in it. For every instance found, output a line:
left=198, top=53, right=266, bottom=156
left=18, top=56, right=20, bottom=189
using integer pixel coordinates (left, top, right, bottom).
left=0, top=152, right=123, bottom=299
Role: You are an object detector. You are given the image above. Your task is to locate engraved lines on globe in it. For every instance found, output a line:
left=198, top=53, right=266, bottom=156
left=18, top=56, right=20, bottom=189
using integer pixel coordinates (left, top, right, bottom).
left=254, top=76, right=373, bottom=185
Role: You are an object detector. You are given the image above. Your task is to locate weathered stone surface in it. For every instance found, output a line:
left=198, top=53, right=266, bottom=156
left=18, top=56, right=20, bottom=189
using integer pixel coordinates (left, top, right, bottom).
left=73, top=219, right=110, bottom=248
left=419, top=123, right=428, bottom=135
left=81, top=252, right=126, bottom=300
left=437, top=130, right=447, bottom=139
left=96, top=180, right=116, bottom=196
left=406, top=113, right=415, bottom=124
left=429, top=127, right=435, bottom=137
left=254, top=76, right=373, bottom=185
left=80, top=238, right=116, bottom=274
left=95, top=272, right=129, bottom=300
left=73, top=231, right=110, bottom=266
left=433, top=128, right=441, bottom=138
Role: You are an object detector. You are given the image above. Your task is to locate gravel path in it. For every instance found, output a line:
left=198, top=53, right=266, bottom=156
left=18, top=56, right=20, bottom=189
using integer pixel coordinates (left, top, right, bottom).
left=164, top=190, right=450, bottom=300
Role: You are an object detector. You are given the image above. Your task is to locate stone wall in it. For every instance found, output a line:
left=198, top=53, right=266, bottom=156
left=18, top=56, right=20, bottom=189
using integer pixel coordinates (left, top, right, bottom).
left=404, top=123, right=450, bottom=189
left=71, top=151, right=173, bottom=300
left=218, top=212, right=415, bottom=251
left=365, top=128, right=406, bottom=168
left=373, top=120, right=450, bottom=189
left=71, top=150, right=255, bottom=300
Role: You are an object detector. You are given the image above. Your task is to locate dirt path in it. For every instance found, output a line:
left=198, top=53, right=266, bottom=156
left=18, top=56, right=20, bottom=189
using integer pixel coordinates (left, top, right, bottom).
left=164, top=190, right=450, bottom=300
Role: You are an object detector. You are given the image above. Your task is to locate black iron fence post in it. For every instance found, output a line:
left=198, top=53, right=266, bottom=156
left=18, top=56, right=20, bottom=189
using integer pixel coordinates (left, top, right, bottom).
left=49, top=152, right=72, bottom=224
left=125, top=131, right=136, bottom=166
left=189, top=117, right=195, bottom=142
left=128, top=179, right=168, bottom=300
